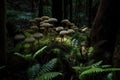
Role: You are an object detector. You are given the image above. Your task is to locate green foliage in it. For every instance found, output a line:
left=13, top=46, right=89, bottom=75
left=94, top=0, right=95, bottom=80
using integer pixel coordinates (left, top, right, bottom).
left=27, top=58, right=62, bottom=80
left=80, top=67, right=120, bottom=80
left=33, top=46, right=47, bottom=59
left=39, top=58, right=57, bottom=75
left=14, top=46, right=47, bottom=60
left=73, top=61, right=120, bottom=80
left=35, top=72, right=62, bottom=80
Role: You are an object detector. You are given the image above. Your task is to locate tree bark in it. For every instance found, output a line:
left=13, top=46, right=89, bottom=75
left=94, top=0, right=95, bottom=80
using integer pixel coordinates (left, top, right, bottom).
left=52, top=0, right=63, bottom=25
left=38, top=0, right=43, bottom=17
left=69, top=0, right=72, bottom=21
left=89, top=0, right=119, bottom=63
left=0, top=0, right=7, bottom=66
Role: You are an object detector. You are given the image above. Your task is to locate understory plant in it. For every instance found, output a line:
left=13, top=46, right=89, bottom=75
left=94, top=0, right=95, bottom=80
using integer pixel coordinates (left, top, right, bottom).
left=14, top=46, right=47, bottom=61
left=73, top=61, right=120, bottom=80
left=27, top=58, right=62, bottom=80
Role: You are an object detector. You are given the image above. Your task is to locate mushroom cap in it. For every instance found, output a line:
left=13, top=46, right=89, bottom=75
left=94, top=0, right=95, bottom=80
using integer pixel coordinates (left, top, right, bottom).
left=24, top=29, right=35, bottom=34
left=30, top=26, right=39, bottom=30
left=40, top=23, right=53, bottom=27
left=47, top=18, right=58, bottom=22
left=24, top=37, right=35, bottom=43
left=67, top=29, right=75, bottom=34
left=61, top=19, right=71, bottom=25
left=59, top=30, right=68, bottom=35
left=33, top=33, right=43, bottom=39
left=55, top=26, right=64, bottom=31
left=34, top=17, right=42, bottom=22
left=29, top=19, right=36, bottom=23
left=14, top=34, right=25, bottom=41
left=41, top=16, right=50, bottom=20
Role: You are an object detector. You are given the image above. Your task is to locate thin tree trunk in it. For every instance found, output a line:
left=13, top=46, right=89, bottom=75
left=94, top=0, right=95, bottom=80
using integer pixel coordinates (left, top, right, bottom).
left=69, top=0, right=72, bottom=21
left=38, top=0, right=43, bottom=17
left=52, top=0, right=63, bottom=25
left=88, top=0, right=92, bottom=27
left=0, top=0, right=7, bottom=66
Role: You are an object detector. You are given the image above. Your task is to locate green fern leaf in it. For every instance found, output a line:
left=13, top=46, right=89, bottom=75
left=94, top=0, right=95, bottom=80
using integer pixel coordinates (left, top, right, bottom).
left=35, top=72, right=62, bottom=80
left=39, top=58, right=57, bottom=75
left=80, top=67, right=120, bottom=79
left=33, top=46, right=47, bottom=59
left=80, top=68, right=103, bottom=79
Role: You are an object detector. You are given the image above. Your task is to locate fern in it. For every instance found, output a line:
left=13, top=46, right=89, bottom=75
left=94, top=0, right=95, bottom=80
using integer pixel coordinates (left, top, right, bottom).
left=80, top=67, right=120, bottom=79
left=73, top=61, right=120, bottom=80
left=27, top=58, right=62, bottom=80
left=39, top=58, right=57, bottom=75
left=14, top=46, right=47, bottom=60
left=33, top=46, right=47, bottom=59
left=35, top=72, right=62, bottom=80
left=28, top=64, right=41, bottom=79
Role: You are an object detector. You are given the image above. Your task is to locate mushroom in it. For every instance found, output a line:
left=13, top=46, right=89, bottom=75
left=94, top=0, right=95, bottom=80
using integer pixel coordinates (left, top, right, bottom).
left=29, top=19, right=36, bottom=26
left=59, top=30, right=68, bottom=42
left=14, top=34, right=25, bottom=50
left=55, top=26, right=64, bottom=33
left=24, top=37, right=36, bottom=52
left=30, top=25, right=39, bottom=32
left=47, top=18, right=58, bottom=25
left=33, top=33, right=43, bottom=44
left=14, top=34, right=25, bottom=42
left=24, top=29, right=35, bottom=34
left=67, top=29, right=75, bottom=36
left=40, top=23, right=53, bottom=35
left=61, top=19, right=71, bottom=29
left=41, top=16, right=50, bottom=21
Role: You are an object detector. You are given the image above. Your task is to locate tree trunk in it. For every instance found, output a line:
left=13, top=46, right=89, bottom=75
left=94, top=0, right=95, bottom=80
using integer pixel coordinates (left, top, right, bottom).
left=69, top=0, right=72, bottom=21
left=88, top=0, right=92, bottom=27
left=89, top=0, right=118, bottom=63
left=89, top=0, right=120, bottom=79
left=0, top=0, right=7, bottom=66
left=38, top=0, right=43, bottom=17
left=63, top=0, right=69, bottom=19
left=52, top=0, right=63, bottom=25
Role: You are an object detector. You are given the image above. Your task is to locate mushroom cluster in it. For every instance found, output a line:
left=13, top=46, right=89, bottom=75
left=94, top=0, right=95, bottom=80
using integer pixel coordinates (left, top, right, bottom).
left=14, top=16, right=83, bottom=53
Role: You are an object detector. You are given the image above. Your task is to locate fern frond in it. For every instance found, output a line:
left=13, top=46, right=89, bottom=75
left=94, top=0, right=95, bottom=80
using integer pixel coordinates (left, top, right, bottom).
left=73, top=66, right=90, bottom=73
left=39, top=58, right=57, bottom=75
left=14, top=52, right=32, bottom=60
left=80, top=67, right=120, bottom=79
left=91, top=60, right=102, bottom=68
left=33, top=46, right=47, bottom=59
left=101, top=65, right=111, bottom=68
left=35, top=72, right=62, bottom=80
left=27, top=64, right=41, bottom=79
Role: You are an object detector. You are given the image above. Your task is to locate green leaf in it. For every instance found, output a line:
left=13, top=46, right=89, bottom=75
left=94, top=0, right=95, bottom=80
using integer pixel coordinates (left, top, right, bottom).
left=39, top=58, right=57, bottom=75
left=35, top=72, right=62, bottom=80
left=14, top=52, right=25, bottom=58
left=33, top=46, right=47, bottom=59
left=80, top=68, right=103, bottom=79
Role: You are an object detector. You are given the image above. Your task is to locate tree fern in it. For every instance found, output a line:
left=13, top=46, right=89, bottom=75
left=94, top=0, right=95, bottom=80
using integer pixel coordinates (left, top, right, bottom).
left=35, top=72, right=62, bottom=80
